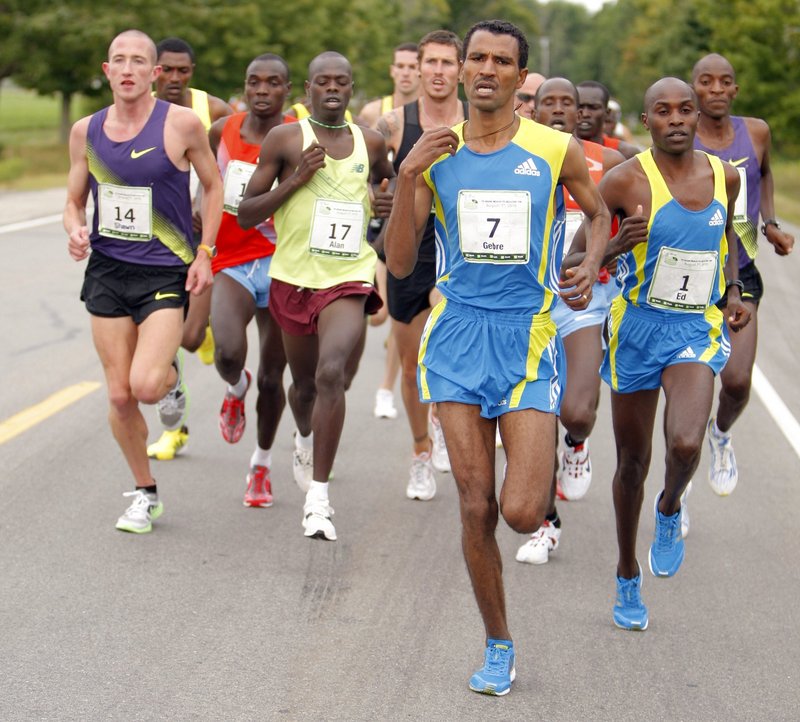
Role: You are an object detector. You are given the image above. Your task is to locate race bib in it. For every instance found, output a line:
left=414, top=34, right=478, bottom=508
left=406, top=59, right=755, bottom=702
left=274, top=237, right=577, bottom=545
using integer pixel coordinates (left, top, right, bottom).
left=309, top=199, right=365, bottom=258
left=647, top=247, right=718, bottom=312
left=223, top=160, right=257, bottom=215
left=563, top=211, right=584, bottom=259
left=457, top=190, right=530, bottom=264
left=733, top=166, right=747, bottom=223
left=97, top=184, right=152, bottom=241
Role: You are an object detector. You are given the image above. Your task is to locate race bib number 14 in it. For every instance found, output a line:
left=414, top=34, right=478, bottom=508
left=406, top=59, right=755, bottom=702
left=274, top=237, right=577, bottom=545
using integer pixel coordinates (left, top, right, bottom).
left=97, top=183, right=153, bottom=241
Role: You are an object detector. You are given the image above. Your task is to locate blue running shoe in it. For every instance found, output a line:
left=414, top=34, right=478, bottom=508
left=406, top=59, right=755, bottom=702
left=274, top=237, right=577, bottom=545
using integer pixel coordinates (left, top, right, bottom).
left=469, top=639, right=515, bottom=696
left=649, top=492, right=685, bottom=577
left=613, top=566, right=648, bottom=630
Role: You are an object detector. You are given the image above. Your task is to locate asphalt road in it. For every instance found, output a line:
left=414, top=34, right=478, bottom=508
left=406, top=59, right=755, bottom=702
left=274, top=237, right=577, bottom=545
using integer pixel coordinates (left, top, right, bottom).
left=1, top=188, right=798, bottom=721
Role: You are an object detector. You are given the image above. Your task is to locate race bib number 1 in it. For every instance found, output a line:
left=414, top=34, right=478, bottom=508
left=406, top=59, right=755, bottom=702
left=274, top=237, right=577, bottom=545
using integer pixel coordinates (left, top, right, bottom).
left=223, top=160, right=257, bottom=215
left=97, top=183, right=153, bottom=241
left=309, top=199, right=365, bottom=258
left=647, top=247, right=718, bottom=312
left=457, top=190, right=531, bottom=264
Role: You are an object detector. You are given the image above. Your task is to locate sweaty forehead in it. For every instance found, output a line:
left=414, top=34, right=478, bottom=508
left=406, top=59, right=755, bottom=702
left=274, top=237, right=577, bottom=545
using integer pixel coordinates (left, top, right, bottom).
left=465, top=30, right=519, bottom=60
left=247, top=59, right=287, bottom=80
left=694, top=56, right=735, bottom=79
left=578, top=87, right=604, bottom=105
left=158, top=50, right=193, bottom=67
left=539, top=79, right=576, bottom=101
left=420, top=42, right=459, bottom=64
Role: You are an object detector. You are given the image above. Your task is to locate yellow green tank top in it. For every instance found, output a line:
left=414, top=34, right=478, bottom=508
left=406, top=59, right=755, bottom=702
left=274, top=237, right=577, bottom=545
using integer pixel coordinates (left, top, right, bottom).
left=290, top=102, right=353, bottom=123
left=380, top=95, right=394, bottom=115
left=271, top=118, right=376, bottom=288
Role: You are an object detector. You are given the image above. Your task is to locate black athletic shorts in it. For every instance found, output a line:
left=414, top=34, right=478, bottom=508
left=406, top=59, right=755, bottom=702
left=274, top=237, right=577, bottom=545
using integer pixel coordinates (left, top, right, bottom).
left=80, top=250, right=189, bottom=324
left=387, top=256, right=436, bottom=324
left=717, top=260, right=764, bottom=308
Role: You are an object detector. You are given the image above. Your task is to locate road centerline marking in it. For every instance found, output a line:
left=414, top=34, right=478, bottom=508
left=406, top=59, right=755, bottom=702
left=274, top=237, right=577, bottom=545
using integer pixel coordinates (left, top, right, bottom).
left=752, top=363, right=800, bottom=460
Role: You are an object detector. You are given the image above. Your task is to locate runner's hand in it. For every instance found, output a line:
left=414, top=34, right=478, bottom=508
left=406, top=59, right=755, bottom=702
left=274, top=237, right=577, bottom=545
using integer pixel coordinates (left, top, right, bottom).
left=610, top=205, right=648, bottom=258
left=766, top=226, right=795, bottom=256
left=559, top=262, right=598, bottom=310
left=726, top=293, right=751, bottom=332
left=372, top=178, right=393, bottom=219
left=186, top=252, right=213, bottom=296
left=398, top=128, right=459, bottom=176
left=68, top=225, right=91, bottom=261
left=294, top=142, right=327, bottom=184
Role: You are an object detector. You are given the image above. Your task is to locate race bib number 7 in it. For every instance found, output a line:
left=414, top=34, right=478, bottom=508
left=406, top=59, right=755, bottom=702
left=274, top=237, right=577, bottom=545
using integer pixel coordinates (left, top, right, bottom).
left=457, top=190, right=531, bottom=264
left=97, top=183, right=153, bottom=241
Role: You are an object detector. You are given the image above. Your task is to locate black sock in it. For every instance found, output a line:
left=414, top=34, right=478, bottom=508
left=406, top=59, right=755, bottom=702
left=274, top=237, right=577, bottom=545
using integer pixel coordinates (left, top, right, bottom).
left=564, top=433, right=583, bottom=449
left=139, top=484, right=157, bottom=496
left=546, top=509, right=561, bottom=528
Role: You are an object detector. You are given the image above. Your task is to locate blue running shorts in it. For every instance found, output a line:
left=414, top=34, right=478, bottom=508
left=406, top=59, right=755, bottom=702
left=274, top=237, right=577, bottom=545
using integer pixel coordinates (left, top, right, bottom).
left=220, top=257, right=273, bottom=309
left=418, top=298, right=565, bottom=419
left=551, top=278, right=620, bottom=339
left=601, top=296, right=730, bottom=393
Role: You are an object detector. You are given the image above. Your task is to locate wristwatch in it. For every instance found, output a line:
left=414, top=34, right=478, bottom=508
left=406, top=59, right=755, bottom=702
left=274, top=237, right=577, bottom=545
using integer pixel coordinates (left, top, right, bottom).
left=725, top=279, right=745, bottom=294
left=198, top=244, right=217, bottom=259
left=760, top=219, right=780, bottom=236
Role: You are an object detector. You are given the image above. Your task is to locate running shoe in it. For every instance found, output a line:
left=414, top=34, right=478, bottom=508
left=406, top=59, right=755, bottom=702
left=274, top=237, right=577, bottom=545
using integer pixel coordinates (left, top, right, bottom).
left=302, top=500, right=336, bottom=541
left=515, top=519, right=561, bottom=565
left=244, top=465, right=273, bottom=508
left=293, top=431, right=313, bottom=493
left=707, top=418, right=738, bottom=496
left=406, top=452, right=436, bottom=501
left=557, top=437, right=592, bottom=500
left=196, top=325, right=215, bottom=365
left=613, top=565, right=648, bottom=631
left=469, top=639, right=515, bottom=696
left=373, top=388, right=398, bottom=419
left=219, top=368, right=252, bottom=444
left=147, top=426, right=189, bottom=460
left=680, top=481, right=692, bottom=539
left=157, top=350, right=188, bottom=430
left=429, top=410, right=451, bottom=473
left=649, top=492, right=685, bottom=577
left=115, top=489, right=163, bottom=534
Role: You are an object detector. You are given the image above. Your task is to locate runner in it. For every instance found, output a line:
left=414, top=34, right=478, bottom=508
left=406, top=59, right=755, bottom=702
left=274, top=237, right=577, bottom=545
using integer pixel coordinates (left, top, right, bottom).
left=377, top=29, right=468, bottom=500
left=208, top=53, right=296, bottom=507
left=691, top=53, right=795, bottom=496
left=64, top=29, right=222, bottom=533
left=357, top=43, right=420, bottom=128
left=514, top=71, right=546, bottom=120
left=579, top=77, right=750, bottom=630
left=576, top=80, right=639, bottom=159
left=147, top=36, right=233, bottom=461
left=385, top=21, right=609, bottom=694
left=516, top=77, right=624, bottom=565
left=238, top=51, right=395, bottom=541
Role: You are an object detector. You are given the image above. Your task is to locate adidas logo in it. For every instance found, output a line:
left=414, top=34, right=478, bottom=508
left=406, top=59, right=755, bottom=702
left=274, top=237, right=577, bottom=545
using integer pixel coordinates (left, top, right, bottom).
left=677, top=346, right=696, bottom=359
left=708, top=209, right=724, bottom=226
left=514, top=157, right=540, bottom=176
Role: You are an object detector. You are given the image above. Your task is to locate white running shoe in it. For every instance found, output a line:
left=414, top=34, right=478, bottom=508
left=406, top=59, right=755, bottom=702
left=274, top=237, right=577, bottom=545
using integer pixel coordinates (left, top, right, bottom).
left=429, top=410, right=451, bottom=473
left=115, top=490, right=163, bottom=534
left=557, top=437, right=592, bottom=500
left=406, top=452, right=436, bottom=501
left=374, top=388, right=398, bottom=419
left=157, top=350, right=188, bottom=430
left=302, top=501, right=336, bottom=541
left=293, top=431, right=313, bottom=493
left=707, top=418, right=738, bottom=496
left=680, top=481, right=692, bottom=539
left=515, top=519, right=561, bottom=565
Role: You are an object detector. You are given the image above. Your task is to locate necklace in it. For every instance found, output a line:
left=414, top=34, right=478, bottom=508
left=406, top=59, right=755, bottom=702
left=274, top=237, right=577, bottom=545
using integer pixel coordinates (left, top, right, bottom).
left=418, top=97, right=462, bottom=129
left=463, top=115, right=517, bottom=142
left=308, top=117, right=349, bottom=130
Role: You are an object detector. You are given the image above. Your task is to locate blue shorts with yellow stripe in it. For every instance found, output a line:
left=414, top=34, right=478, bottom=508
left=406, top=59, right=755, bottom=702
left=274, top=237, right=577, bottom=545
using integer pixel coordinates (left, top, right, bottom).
left=417, top=298, right=565, bottom=419
left=601, top=296, right=730, bottom=393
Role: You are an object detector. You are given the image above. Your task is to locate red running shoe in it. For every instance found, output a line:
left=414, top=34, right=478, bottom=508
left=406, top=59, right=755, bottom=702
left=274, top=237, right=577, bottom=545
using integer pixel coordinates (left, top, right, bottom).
left=219, top=368, right=252, bottom=443
left=244, top=465, right=273, bottom=507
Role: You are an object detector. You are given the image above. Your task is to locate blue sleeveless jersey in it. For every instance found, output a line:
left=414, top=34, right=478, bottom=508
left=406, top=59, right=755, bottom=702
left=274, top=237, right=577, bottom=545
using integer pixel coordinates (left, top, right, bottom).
left=422, top=118, right=570, bottom=316
left=87, top=99, right=195, bottom=267
left=617, top=149, right=729, bottom=314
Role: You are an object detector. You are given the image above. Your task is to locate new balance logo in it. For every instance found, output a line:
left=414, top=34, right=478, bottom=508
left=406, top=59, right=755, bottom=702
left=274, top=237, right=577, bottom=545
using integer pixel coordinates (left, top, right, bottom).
left=351, top=163, right=365, bottom=173
left=514, top=158, right=540, bottom=176
left=709, top=209, right=724, bottom=226
left=677, top=346, right=696, bottom=359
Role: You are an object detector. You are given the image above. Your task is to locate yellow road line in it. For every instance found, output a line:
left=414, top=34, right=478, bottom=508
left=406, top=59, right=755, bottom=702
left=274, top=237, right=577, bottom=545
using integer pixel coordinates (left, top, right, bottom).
left=0, top=381, right=102, bottom=445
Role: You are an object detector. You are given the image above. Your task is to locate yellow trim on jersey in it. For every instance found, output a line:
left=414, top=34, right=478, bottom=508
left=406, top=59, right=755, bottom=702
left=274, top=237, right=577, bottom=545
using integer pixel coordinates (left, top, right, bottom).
left=189, top=88, right=212, bottom=130
left=509, top=313, right=557, bottom=408
left=606, top=295, right=626, bottom=391
left=380, top=95, right=393, bottom=115
left=699, top=305, right=724, bottom=362
left=418, top=298, right=448, bottom=400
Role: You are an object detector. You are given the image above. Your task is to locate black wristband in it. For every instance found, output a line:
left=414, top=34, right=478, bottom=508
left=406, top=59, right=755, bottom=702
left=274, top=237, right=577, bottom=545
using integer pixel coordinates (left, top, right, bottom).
left=725, top=279, right=745, bottom=294
left=761, top=219, right=780, bottom=235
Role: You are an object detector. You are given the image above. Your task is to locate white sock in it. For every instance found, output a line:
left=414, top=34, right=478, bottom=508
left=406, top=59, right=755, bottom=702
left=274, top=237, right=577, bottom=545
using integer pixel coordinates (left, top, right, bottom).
left=712, top=418, right=730, bottom=438
left=295, top=430, right=313, bottom=450
left=228, top=369, right=249, bottom=398
left=306, top=480, right=329, bottom=503
left=250, top=446, right=272, bottom=469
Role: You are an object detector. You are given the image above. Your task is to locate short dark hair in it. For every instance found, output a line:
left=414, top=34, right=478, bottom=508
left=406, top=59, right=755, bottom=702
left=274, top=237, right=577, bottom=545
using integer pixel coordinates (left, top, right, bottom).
left=577, top=80, right=610, bottom=106
left=394, top=42, right=418, bottom=55
left=156, top=37, right=195, bottom=64
left=251, top=53, right=290, bottom=78
left=417, top=30, right=462, bottom=63
left=463, top=20, right=529, bottom=70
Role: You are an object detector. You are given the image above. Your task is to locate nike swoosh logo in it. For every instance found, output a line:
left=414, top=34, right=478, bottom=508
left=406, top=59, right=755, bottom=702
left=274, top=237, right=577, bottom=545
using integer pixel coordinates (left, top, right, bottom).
left=154, top=291, right=180, bottom=300
left=729, top=157, right=749, bottom=167
left=131, top=146, right=157, bottom=159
